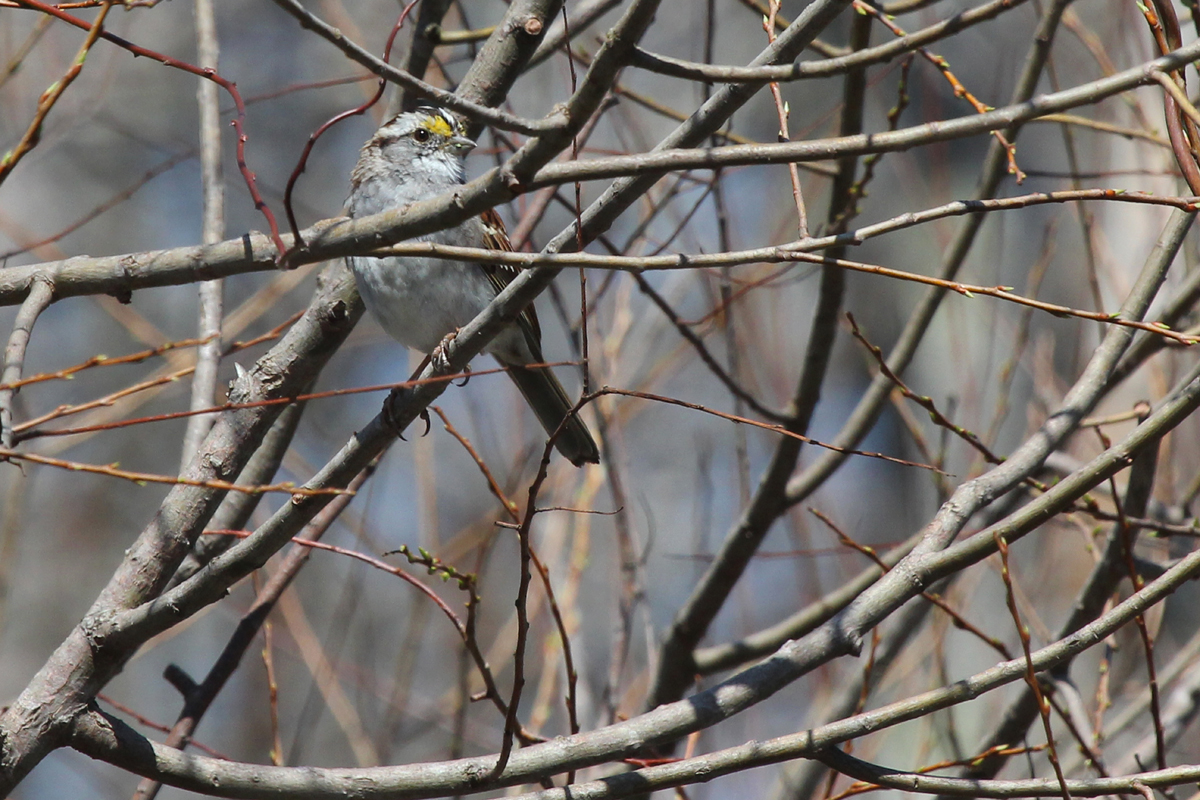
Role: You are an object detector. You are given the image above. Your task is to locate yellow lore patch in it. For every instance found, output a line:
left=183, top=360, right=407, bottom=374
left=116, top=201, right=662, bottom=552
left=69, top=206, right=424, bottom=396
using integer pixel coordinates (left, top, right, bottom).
left=422, top=114, right=455, bottom=137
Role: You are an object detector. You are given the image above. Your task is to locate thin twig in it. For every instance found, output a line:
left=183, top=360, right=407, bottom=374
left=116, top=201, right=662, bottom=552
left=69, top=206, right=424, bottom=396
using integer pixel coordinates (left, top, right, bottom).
left=812, top=508, right=1012, bottom=658
left=0, top=277, right=53, bottom=448
left=11, top=0, right=286, bottom=253
left=362, top=230, right=1200, bottom=345
left=268, top=0, right=564, bottom=135
left=0, top=1, right=115, bottom=185
left=0, top=449, right=352, bottom=496
left=281, top=2, right=417, bottom=251
left=995, top=532, right=1071, bottom=800
left=181, top=0, right=226, bottom=468
left=129, top=460, right=377, bottom=800
left=1103, top=428, right=1168, bottom=772
left=764, top=0, right=809, bottom=237
left=850, top=0, right=1025, bottom=181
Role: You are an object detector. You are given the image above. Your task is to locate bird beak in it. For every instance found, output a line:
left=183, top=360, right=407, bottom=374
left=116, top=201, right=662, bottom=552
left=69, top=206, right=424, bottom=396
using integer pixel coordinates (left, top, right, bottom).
left=449, top=135, right=476, bottom=154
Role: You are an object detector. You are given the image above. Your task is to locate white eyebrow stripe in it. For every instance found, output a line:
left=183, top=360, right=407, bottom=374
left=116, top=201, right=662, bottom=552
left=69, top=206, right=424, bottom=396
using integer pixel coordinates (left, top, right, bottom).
left=438, top=108, right=461, bottom=133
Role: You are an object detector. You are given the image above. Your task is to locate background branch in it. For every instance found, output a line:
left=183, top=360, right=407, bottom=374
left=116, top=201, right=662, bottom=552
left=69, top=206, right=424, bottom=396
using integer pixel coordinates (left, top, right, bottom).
left=2, top=1, right=1199, bottom=797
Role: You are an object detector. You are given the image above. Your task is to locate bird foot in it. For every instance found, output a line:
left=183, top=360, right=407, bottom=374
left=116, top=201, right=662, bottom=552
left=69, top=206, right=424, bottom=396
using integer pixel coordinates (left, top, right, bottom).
left=384, top=386, right=431, bottom=439
left=430, top=329, right=471, bottom=386
left=430, top=329, right=459, bottom=372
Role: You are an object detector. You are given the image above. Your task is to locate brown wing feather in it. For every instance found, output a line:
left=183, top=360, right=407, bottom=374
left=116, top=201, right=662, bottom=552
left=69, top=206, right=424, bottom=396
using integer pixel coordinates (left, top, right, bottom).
left=479, top=208, right=542, bottom=347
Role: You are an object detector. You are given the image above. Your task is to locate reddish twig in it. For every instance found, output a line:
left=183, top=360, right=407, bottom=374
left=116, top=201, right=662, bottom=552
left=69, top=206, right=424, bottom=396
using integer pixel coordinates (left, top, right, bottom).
left=491, top=400, right=562, bottom=778
left=812, top=507, right=1012, bottom=658
left=15, top=361, right=579, bottom=441
left=0, top=448, right=352, bottom=496
left=594, top=386, right=944, bottom=473
left=12, top=313, right=303, bottom=437
left=0, top=333, right=218, bottom=393
left=995, top=532, right=1071, bottom=800
left=631, top=272, right=792, bottom=424
left=11, top=0, right=286, bottom=254
left=1139, top=0, right=1200, bottom=193
left=387, top=543, right=540, bottom=743
left=431, top=406, right=519, bottom=518
left=281, top=1, right=418, bottom=253
left=851, top=0, right=1024, bottom=181
left=95, top=695, right=229, bottom=760
left=1101, top=429, right=1167, bottom=771
left=521, top=536, right=584, bottom=748
left=433, top=404, right=585, bottom=748
left=0, top=1, right=115, bottom=185
left=235, top=73, right=375, bottom=110
left=846, top=314, right=1003, bottom=466
left=824, top=744, right=1048, bottom=800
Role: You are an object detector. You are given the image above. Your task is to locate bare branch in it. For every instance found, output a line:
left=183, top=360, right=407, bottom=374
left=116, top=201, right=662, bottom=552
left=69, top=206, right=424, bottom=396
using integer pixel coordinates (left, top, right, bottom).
left=180, top=0, right=226, bottom=468
left=0, top=276, right=52, bottom=448
left=68, top=531, right=1200, bottom=797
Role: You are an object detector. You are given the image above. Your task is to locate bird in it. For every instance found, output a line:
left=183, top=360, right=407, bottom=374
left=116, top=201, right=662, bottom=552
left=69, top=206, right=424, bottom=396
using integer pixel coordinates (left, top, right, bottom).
left=345, top=106, right=600, bottom=467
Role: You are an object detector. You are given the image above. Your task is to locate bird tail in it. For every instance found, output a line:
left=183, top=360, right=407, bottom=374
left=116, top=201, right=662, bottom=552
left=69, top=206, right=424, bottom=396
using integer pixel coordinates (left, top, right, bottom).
left=503, top=362, right=600, bottom=467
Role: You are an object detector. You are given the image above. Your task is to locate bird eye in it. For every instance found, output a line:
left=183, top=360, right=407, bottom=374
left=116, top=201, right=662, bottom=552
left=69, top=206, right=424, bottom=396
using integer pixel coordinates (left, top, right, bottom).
left=412, top=128, right=431, bottom=143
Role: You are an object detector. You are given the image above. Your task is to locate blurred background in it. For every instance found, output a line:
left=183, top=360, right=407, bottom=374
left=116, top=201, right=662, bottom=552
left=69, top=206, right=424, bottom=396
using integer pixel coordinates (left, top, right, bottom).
left=2, top=0, right=1199, bottom=797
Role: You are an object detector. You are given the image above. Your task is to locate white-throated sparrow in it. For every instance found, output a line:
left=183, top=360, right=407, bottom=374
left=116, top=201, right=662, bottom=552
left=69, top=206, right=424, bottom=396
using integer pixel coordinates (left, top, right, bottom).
left=346, top=106, right=600, bottom=466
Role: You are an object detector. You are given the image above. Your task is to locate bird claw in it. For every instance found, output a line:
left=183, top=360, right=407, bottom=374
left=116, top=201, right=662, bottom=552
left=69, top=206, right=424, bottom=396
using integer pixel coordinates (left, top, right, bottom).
left=430, top=329, right=459, bottom=372
left=384, top=386, right=410, bottom=437
left=384, top=387, right=432, bottom=439
left=429, top=329, right=471, bottom=386
left=430, top=348, right=450, bottom=372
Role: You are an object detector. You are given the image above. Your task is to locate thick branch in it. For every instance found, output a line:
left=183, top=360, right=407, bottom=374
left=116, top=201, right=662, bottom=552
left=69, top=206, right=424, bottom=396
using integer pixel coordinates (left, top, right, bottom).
left=68, top=519, right=1200, bottom=798
left=0, top=266, right=361, bottom=791
left=5, top=41, right=1198, bottom=310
